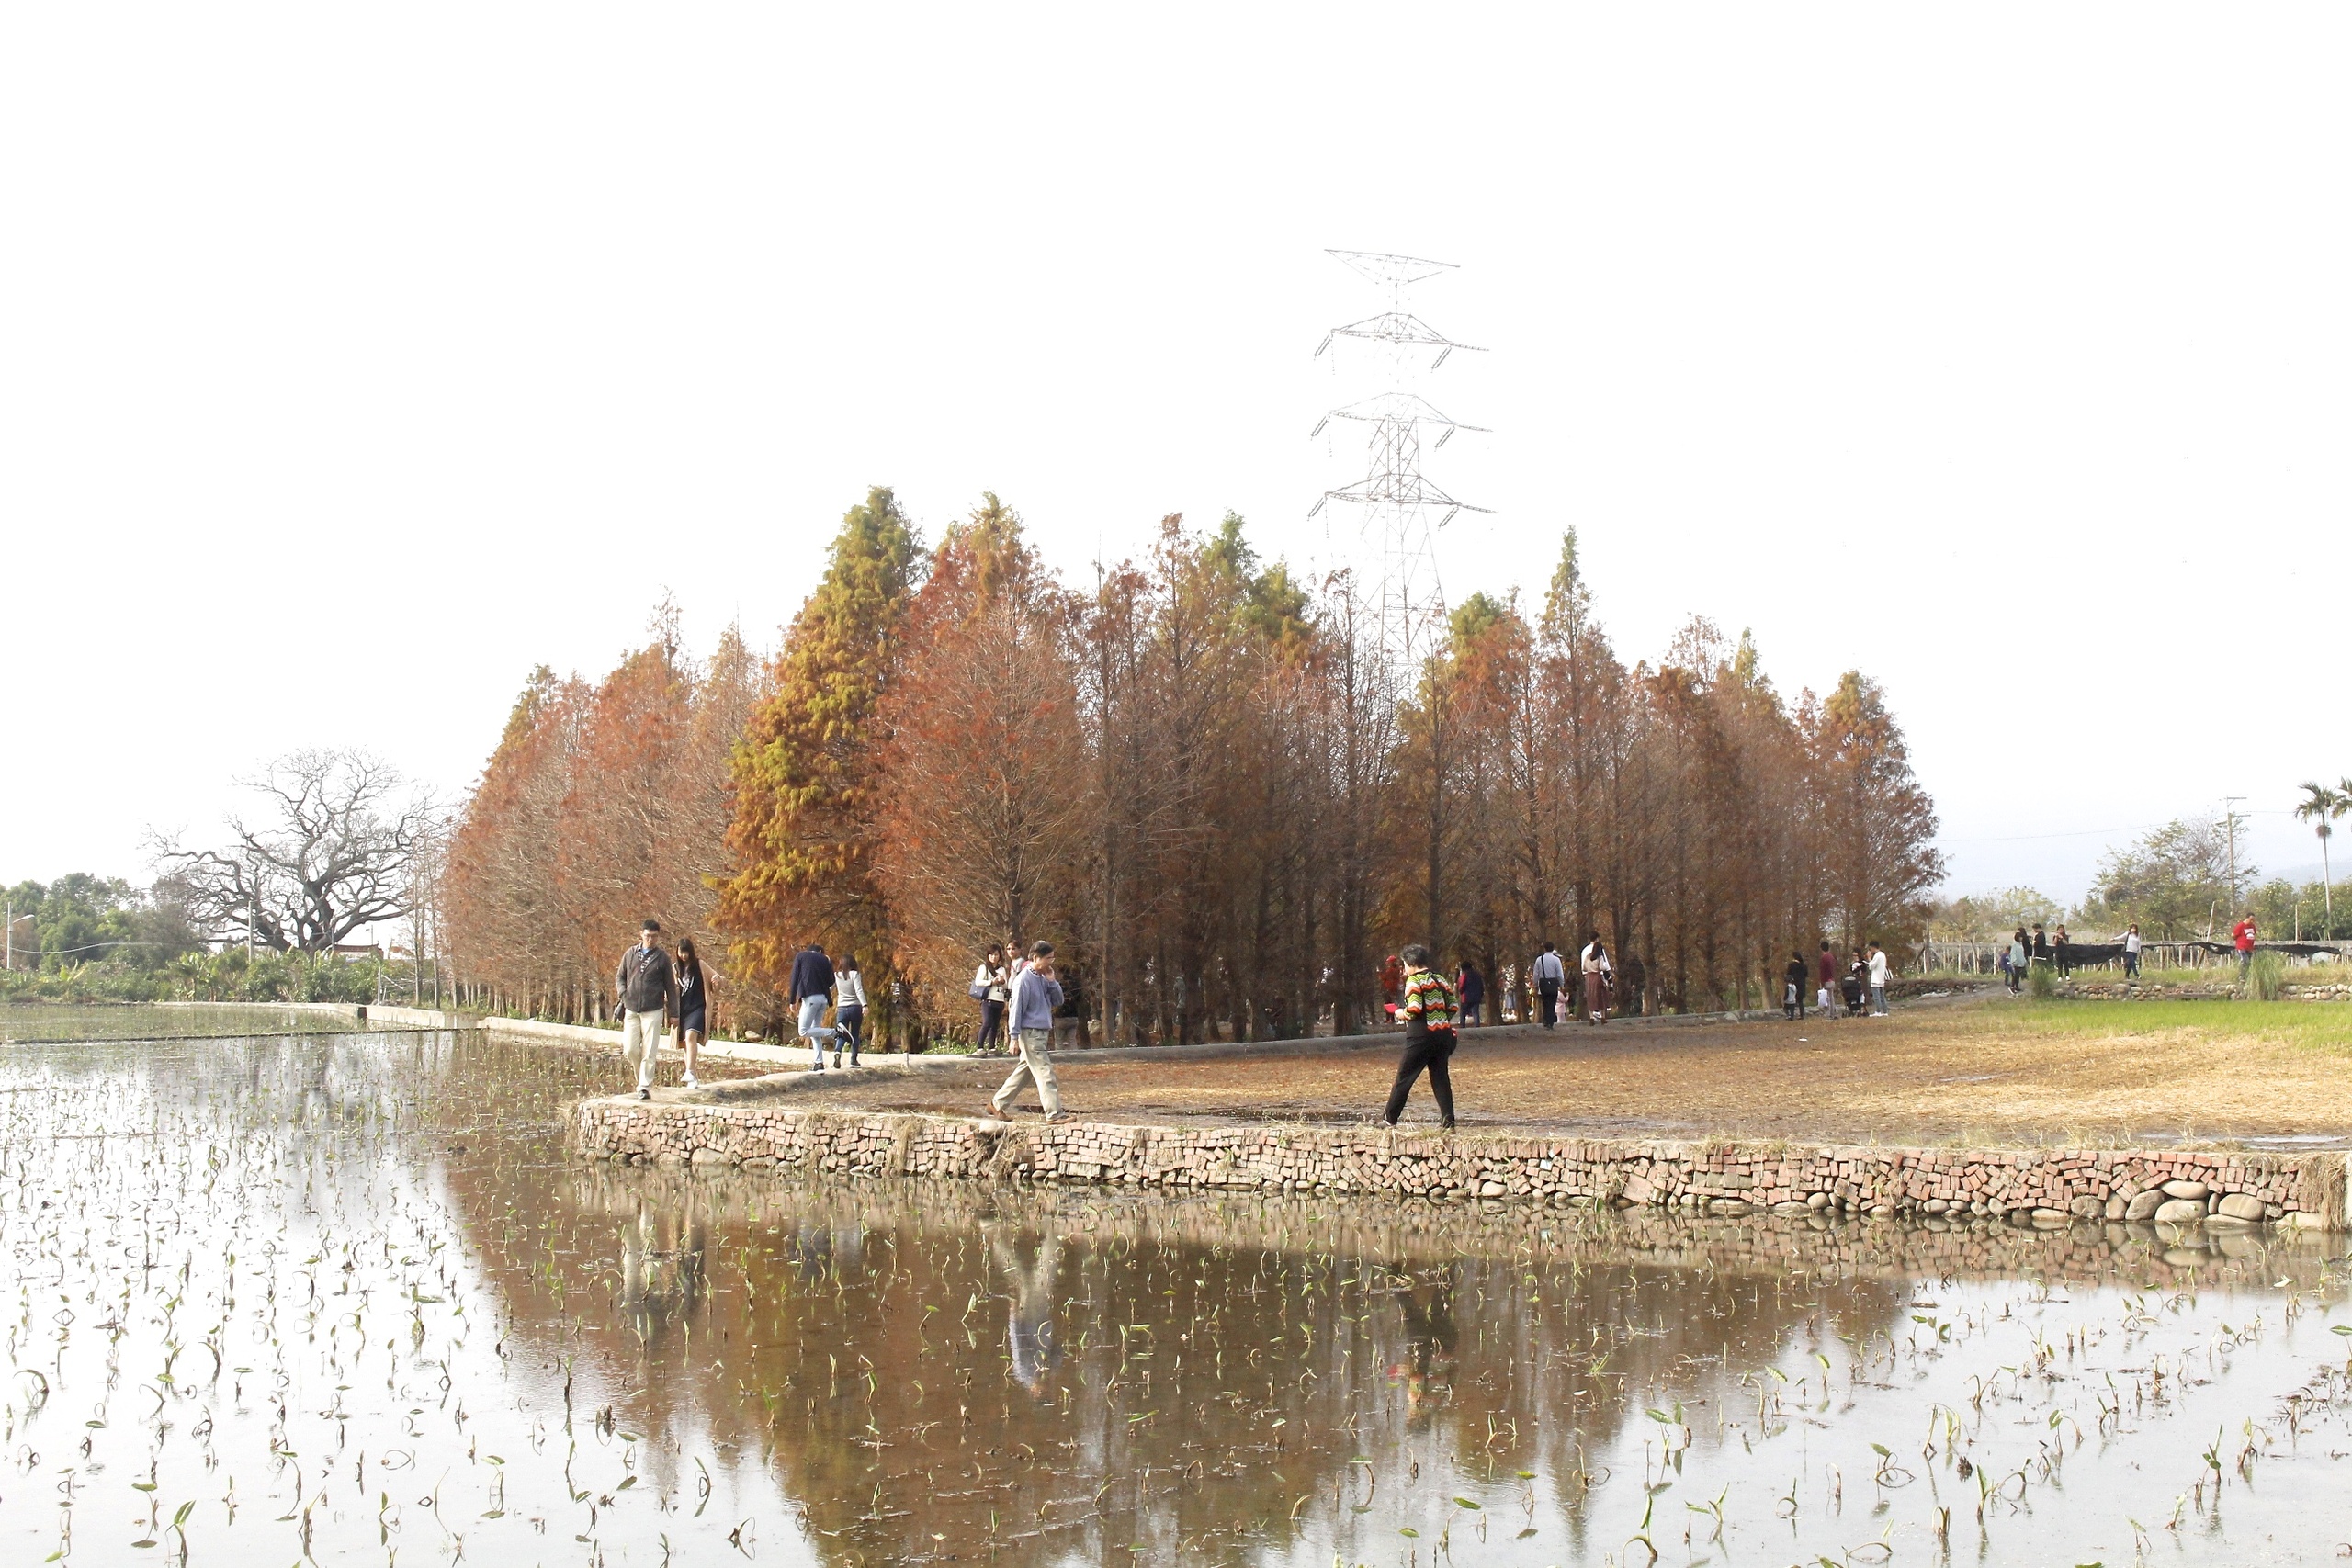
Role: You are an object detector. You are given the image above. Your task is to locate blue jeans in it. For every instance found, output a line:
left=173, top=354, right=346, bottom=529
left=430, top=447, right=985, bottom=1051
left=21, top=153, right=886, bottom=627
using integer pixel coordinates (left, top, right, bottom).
left=797, top=995, right=835, bottom=1056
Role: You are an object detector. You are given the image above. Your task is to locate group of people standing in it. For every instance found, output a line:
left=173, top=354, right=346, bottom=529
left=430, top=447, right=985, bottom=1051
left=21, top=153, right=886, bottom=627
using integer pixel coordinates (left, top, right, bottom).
left=1996, top=921, right=2157, bottom=992
left=1526, top=936, right=1623, bottom=1028
left=611, top=920, right=870, bottom=1099
left=971, top=942, right=1088, bottom=1055
left=1781, top=940, right=1890, bottom=1019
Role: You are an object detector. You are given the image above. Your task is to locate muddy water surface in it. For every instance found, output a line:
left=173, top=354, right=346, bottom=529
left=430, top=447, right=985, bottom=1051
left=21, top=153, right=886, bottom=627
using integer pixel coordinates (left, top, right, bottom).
left=2, top=1020, right=2349, bottom=1565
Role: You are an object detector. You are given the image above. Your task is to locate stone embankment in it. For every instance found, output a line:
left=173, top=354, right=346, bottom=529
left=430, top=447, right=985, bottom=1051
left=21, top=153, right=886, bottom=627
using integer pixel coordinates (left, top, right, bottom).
left=572, top=1101, right=2346, bottom=1231
left=2057, top=982, right=2352, bottom=1000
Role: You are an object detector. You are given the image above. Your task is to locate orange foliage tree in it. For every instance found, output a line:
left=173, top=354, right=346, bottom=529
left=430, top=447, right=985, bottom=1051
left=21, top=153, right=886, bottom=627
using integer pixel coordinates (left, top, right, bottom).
left=714, top=488, right=921, bottom=1003
left=441, top=605, right=768, bottom=1024
left=448, top=496, right=1944, bottom=1042
left=866, top=499, right=1087, bottom=1009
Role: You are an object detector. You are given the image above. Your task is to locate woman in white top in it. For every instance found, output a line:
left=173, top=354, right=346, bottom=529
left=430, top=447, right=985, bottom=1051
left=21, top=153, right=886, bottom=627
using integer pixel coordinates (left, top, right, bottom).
left=1578, top=932, right=1613, bottom=1026
left=973, top=943, right=1011, bottom=1055
left=833, top=953, right=869, bottom=1067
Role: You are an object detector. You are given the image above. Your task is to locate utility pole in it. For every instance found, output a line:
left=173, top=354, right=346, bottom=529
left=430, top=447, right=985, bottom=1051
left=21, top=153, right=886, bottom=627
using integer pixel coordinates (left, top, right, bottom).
left=2223, top=796, right=2245, bottom=914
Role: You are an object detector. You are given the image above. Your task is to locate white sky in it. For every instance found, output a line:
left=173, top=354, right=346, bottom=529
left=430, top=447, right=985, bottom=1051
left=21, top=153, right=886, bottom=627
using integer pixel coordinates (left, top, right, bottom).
left=5, top=6, right=2346, bottom=909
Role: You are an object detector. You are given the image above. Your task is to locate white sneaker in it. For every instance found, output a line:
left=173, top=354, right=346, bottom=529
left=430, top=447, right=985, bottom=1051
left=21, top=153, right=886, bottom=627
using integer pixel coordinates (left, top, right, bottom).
left=682, top=1073, right=700, bottom=1089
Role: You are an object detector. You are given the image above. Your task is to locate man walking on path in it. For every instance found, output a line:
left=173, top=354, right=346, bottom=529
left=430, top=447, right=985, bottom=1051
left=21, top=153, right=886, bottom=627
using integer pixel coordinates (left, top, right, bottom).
left=1531, top=942, right=1566, bottom=1028
left=1784, top=952, right=1808, bottom=1021
left=616, top=919, right=676, bottom=1100
left=1381, top=943, right=1458, bottom=1128
left=2232, top=912, right=2257, bottom=978
left=788, top=941, right=837, bottom=1071
left=1867, top=940, right=1889, bottom=1016
left=989, top=941, right=1069, bottom=1122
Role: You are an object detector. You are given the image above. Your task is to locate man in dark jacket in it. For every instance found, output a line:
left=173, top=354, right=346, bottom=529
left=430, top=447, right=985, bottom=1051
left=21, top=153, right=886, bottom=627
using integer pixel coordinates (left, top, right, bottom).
left=1784, top=952, right=1808, bottom=1020
left=788, top=942, right=838, bottom=1071
left=616, top=919, right=676, bottom=1100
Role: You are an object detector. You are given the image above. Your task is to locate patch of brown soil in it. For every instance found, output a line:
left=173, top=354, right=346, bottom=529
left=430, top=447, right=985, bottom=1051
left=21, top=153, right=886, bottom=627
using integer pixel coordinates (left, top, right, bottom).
left=781, top=1000, right=2352, bottom=1147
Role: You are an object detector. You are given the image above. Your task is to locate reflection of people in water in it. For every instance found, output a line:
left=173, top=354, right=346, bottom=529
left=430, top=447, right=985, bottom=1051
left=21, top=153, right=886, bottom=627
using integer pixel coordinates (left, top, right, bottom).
left=617, top=1199, right=708, bottom=1341
left=1385, top=1267, right=1457, bottom=1422
left=988, top=1227, right=1062, bottom=1398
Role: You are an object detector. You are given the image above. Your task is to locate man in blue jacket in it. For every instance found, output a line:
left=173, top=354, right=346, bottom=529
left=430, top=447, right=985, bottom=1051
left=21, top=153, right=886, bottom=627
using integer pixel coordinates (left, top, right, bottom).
left=988, top=941, right=1069, bottom=1122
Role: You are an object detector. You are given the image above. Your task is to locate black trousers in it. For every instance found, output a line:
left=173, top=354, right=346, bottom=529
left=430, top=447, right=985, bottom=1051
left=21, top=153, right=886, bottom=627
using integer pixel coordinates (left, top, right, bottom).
left=1384, top=1030, right=1457, bottom=1125
left=1537, top=979, right=1560, bottom=1026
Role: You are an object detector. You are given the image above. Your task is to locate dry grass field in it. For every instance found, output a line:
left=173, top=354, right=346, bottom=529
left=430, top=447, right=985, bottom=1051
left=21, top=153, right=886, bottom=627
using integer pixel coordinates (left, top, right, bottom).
left=786, top=996, right=2352, bottom=1148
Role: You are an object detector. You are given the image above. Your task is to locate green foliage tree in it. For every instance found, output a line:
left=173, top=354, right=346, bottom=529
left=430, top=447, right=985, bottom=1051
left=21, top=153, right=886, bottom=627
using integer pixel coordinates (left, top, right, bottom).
left=2294, top=780, right=2343, bottom=937
left=1, top=874, right=203, bottom=974
left=717, top=487, right=924, bottom=998
left=2081, top=817, right=2239, bottom=939
left=1923, top=886, right=2064, bottom=942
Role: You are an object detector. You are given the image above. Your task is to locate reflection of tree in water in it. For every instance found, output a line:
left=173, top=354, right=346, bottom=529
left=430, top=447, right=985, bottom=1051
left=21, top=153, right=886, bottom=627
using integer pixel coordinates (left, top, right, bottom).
left=440, top=1144, right=1914, bottom=1566
left=408, top=1043, right=2268, bottom=1567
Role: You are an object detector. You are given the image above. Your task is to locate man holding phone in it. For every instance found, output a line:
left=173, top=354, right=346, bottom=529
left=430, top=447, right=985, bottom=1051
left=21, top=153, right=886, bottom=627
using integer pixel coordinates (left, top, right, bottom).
left=989, top=941, right=1069, bottom=1122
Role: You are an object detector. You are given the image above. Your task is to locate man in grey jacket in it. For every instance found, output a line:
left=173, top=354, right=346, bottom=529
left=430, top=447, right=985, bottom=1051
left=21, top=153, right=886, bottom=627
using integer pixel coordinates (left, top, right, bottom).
left=616, top=919, right=676, bottom=1100
left=988, top=941, right=1069, bottom=1122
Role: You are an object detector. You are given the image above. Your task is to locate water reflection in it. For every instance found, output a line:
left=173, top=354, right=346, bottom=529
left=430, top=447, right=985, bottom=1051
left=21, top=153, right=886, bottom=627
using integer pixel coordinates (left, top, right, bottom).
left=2, top=1022, right=2348, bottom=1568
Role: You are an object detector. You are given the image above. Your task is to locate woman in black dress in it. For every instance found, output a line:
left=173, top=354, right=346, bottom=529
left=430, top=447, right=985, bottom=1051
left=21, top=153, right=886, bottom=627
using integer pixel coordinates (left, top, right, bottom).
left=674, top=936, right=724, bottom=1089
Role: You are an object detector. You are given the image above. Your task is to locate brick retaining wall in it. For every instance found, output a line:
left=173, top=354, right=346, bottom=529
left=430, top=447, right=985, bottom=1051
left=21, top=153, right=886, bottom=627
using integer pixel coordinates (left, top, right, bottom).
left=571, top=1100, right=2347, bottom=1231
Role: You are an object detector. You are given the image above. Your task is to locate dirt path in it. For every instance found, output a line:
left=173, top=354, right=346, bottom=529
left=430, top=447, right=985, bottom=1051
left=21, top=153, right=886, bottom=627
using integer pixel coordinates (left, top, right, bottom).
left=769, top=997, right=2352, bottom=1147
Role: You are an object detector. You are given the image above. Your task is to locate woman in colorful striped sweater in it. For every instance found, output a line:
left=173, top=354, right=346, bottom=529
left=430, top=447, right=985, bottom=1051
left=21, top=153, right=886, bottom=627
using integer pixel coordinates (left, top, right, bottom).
left=1381, top=943, right=1459, bottom=1129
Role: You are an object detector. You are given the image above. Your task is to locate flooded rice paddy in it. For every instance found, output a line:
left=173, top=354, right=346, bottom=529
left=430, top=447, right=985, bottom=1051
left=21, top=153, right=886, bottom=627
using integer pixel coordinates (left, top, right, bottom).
left=0, top=1005, right=381, bottom=1045
left=2, top=1018, right=2349, bottom=1565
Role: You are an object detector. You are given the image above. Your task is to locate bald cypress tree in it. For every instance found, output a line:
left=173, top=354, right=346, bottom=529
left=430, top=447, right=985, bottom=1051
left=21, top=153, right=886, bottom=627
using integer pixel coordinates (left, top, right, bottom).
left=718, top=487, right=923, bottom=999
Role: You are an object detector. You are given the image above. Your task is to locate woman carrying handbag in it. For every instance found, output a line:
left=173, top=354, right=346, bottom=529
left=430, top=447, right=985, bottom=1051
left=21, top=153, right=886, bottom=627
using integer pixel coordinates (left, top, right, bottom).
left=971, top=943, right=1010, bottom=1055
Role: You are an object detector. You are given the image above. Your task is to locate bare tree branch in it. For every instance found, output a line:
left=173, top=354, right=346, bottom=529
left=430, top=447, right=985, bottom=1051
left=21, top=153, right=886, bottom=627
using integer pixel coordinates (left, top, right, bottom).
left=150, top=749, right=438, bottom=953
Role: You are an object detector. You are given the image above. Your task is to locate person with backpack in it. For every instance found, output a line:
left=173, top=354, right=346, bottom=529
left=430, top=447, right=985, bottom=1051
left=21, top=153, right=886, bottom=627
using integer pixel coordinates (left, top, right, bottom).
left=1381, top=943, right=1458, bottom=1128
left=615, top=919, right=677, bottom=1100
left=1530, top=942, right=1566, bottom=1029
left=788, top=941, right=837, bottom=1071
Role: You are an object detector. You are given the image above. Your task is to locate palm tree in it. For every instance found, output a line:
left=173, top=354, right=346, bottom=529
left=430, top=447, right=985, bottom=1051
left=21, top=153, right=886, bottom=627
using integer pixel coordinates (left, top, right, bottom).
left=2296, top=781, right=2344, bottom=939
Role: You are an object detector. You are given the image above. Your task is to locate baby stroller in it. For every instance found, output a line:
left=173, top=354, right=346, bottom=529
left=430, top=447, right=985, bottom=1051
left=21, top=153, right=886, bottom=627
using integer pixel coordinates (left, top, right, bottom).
left=1840, top=966, right=1868, bottom=1017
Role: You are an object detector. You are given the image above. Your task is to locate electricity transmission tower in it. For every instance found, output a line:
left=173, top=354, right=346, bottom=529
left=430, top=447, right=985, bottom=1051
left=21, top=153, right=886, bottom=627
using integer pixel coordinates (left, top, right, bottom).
left=1309, top=249, right=1489, bottom=673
